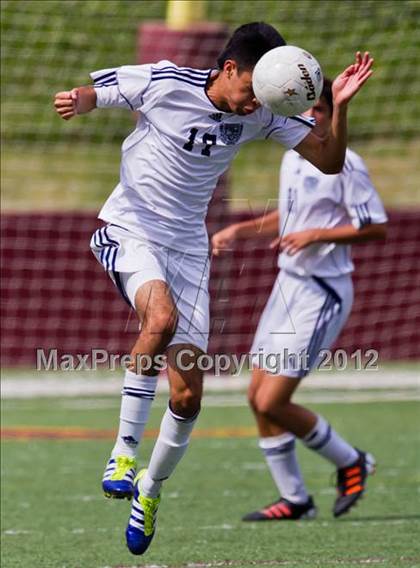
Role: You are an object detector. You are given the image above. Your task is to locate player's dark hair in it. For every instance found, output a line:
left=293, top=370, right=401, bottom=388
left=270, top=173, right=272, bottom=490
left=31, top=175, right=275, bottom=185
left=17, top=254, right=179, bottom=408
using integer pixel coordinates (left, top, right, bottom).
left=217, top=22, right=286, bottom=72
left=321, top=77, right=333, bottom=115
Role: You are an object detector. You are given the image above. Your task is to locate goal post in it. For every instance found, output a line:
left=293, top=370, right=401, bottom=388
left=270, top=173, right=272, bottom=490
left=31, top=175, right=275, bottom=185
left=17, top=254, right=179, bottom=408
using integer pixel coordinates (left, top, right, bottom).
left=166, top=0, right=207, bottom=29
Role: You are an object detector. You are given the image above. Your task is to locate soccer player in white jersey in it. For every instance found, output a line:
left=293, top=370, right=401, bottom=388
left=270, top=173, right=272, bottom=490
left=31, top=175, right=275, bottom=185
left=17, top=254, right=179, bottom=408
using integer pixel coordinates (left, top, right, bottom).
left=212, top=77, right=387, bottom=521
left=54, top=22, right=374, bottom=554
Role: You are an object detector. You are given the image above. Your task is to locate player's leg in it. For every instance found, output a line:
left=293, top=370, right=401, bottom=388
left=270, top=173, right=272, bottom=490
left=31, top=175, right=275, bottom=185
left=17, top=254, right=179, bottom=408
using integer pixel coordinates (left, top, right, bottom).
left=255, top=373, right=375, bottom=518
left=299, top=276, right=375, bottom=517
left=141, top=343, right=203, bottom=497
left=244, top=272, right=316, bottom=520
left=125, top=249, right=209, bottom=555
left=250, top=274, right=375, bottom=518
left=90, top=226, right=178, bottom=497
left=104, top=277, right=178, bottom=499
left=253, top=371, right=359, bottom=467
left=243, top=367, right=316, bottom=521
left=126, top=343, right=203, bottom=555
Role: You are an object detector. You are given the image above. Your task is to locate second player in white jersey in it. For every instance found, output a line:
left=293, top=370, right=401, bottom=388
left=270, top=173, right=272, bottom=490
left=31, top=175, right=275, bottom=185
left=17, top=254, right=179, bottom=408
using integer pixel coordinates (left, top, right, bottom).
left=212, top=77, right=386, bottom=522
left=278, top=147, right=387, bottom=277
left=249, top=146, right=387, bottom=378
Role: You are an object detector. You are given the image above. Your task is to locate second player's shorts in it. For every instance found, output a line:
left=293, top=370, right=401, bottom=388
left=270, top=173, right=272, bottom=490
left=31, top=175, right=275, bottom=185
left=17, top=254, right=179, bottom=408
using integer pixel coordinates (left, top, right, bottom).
left=90, top=223, right=210, bottom=353
left=251, top=270, right=353, bottom=378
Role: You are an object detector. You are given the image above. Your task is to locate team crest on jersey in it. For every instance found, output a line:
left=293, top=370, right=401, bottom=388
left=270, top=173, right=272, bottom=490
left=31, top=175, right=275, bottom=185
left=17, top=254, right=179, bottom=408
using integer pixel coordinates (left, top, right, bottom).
left=209, top=112, right=223, bottom=122
left=219, top=123, right=243, bottom=145
left=303, top=176, right=319, bottom=192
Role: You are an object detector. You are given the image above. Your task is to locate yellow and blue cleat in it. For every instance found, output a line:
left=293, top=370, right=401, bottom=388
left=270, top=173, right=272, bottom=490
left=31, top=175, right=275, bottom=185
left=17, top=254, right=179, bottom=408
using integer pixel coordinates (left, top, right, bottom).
left=102, top=456, right=136, bottom=500
left=125, top=469, right=161, bottom=555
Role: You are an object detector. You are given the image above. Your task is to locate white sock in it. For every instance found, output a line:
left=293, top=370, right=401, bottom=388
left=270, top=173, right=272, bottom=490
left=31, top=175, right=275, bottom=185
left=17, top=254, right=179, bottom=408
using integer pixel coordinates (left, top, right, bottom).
left=259, top=433, right=309, bottom=504
left=302, top=415, right=358, bottom=468
left=111, top=370, right=158, bottom=459
left=141, top=404, right=199, bottom=498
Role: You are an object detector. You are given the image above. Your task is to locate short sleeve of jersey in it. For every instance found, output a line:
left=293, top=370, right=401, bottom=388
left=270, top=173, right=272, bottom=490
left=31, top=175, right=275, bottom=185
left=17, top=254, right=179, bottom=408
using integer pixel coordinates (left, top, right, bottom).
left=259, top=110, right=314, bottom=149
left=90, top=64, right=152, bottom=111
left=342, top=152, right=388, bottom=229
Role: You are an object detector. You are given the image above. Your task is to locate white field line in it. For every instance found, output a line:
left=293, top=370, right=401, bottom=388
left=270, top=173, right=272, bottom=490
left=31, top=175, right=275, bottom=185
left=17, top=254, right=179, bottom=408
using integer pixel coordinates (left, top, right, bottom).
left=40, top=390, right=420, bottom=409
left=1, top=369, right=419, bottom=400
left=204, top=391, right=420, bottom=405
left=96, top=553, right=420, bottom=568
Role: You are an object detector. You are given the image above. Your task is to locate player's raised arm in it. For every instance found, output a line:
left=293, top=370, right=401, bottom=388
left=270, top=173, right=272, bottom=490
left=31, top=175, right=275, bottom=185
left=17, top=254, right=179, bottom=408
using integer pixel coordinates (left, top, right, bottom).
left=54, top=64, right=153, bottom=121
left=294, top=52, right=374, bottom=174
left=54, top=86, right=97, bottom=120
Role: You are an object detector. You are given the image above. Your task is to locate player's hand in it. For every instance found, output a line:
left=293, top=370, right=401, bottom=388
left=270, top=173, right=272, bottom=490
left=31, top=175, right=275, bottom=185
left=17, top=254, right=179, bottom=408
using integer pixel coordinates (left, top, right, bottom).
left=269, top=235, right=281, bottom=250
left=54, top=88, right=79, bottom=120
left=277, top=229, right=321, bottom=255
left=211, top=225, right=239, bottom=256
left=332, top=51, right=374, bottom=107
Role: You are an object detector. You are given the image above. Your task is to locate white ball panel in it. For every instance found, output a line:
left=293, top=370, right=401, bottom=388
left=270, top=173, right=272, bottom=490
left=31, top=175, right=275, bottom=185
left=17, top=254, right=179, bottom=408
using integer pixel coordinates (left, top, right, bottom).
left=252, top=45, right=324, bottom=117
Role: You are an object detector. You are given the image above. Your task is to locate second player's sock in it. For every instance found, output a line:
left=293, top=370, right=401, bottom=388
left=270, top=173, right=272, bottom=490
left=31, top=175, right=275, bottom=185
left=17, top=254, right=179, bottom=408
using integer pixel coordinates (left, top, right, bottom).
left=111, top=369, right=158, bottom=459
left=260, top=433, right=309, bottom=504
left=141, top=403, right=199, bottom=498
left=302, top=414, right=358, bottom=468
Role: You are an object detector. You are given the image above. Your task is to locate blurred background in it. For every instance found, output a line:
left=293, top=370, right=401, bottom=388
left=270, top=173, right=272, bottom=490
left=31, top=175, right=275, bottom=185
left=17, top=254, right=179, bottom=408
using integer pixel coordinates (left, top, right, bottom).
left=1, top=0, right=420, bottom=366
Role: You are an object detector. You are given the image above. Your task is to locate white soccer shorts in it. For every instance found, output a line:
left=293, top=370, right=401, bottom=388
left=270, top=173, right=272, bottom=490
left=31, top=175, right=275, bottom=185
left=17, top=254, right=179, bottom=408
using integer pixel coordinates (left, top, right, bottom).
left=251, top=270, right=353, bottom=378
left=90, top=224, right=210, bottom=353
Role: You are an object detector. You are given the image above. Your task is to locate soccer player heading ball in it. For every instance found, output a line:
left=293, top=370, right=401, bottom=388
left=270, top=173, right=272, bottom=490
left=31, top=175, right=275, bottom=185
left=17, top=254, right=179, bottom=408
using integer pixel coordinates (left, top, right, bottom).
left=54, top=22, right=374, bottom=555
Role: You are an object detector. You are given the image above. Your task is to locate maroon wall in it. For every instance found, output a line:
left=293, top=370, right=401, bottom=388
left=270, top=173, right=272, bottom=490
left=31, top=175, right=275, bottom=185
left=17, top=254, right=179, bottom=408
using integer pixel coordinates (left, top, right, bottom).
left=1, top=210, right=419, bottom=367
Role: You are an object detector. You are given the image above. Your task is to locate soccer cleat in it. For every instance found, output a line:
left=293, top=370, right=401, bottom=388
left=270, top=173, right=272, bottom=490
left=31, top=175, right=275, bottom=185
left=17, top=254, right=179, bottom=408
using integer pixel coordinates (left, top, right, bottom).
left=125, top=469, right=161, bottom=555
left=102, top=456, right=136, bottom=499
left=242, top=496, right=317, bottom=521
left=333, top=449, right=376, bottom=518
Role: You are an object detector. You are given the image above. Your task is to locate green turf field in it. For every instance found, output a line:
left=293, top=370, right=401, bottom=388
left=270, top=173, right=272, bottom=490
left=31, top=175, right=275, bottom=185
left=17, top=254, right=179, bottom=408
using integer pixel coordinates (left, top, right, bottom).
left=2, top=395, right=420, bottom=568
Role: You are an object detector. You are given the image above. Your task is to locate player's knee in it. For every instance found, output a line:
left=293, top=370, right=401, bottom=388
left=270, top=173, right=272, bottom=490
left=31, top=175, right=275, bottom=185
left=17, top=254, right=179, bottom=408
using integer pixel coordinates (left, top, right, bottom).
left=255, top=395, right=288, bottom=423
left=170, top=387, right=202, bottom=418
left=255, top=397, right=275, bottom=420
left=144, top=308, right=179, bottom=341
left=247, top=386, right=258, bottom=414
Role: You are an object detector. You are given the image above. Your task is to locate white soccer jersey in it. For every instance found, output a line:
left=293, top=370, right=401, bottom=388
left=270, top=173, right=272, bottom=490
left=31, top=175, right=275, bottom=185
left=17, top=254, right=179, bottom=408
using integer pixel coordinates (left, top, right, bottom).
left=90, top=61, right=313, bottom=255
left=278, top=148, right=388, bottom=277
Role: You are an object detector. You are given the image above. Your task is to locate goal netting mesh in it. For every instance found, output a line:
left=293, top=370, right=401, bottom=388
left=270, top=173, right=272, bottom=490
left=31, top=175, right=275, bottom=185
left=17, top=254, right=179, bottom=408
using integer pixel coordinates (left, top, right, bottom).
left=2, top=0, right=419, bottom=147
left=2, top=209, right=420, bottom=367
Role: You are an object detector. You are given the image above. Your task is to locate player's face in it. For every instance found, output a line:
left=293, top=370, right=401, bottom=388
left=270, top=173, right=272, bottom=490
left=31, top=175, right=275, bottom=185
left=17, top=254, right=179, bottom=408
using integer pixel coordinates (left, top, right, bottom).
left=223, top=61, right=260, bottom=115
left=304, top=97, right=332, bottom=137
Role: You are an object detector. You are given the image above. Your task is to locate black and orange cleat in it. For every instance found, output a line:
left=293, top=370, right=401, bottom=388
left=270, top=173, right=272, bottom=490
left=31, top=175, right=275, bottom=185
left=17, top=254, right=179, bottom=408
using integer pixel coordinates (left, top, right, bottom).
left=333, top=449, right=376, bottom=518
left=242, top=496, right=317, bottom=522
